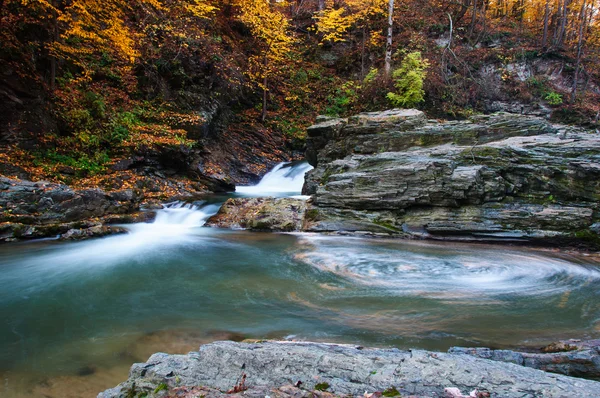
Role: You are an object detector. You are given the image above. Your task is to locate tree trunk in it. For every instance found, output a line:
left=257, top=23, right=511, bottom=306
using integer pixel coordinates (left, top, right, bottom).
left=553, top=0, right=563, bottom=46
left=571, top=0, right=587, bottom=103
left=541, top=0, right=550, bottom=49
left=384, top=0, right=394, bottom=79
left=469, top=0, right=477, bottom=39
left=261, top=77, right=268, bottom=122
left=261, top=54, right=268, bottom=122
left=318, top=0, right=325, bottom=11
left=557, top=0, right=572, bottom=49
left=50, top=0, right=59, bottom=91
left=361, top=25, right=366, bottom=79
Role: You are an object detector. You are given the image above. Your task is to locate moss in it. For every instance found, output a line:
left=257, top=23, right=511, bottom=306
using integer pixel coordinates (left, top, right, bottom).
left=314, top=382, right=330, bottom=391
left=125, top=384, right=138, bottom=398
left=453, top=130, right=479, bottom=145
left=306, top=208, right=320, bottom=221
left=321, top=168, right=334, bottom=184
left=417, top=133, right=444, bottom=147
left=154, top=383, right=168, bottom=393
left=373, top=220, right=402, bottom=232
left=382, top=387, right=401, bottom=397
left=573, top=229, right=600, bottom=247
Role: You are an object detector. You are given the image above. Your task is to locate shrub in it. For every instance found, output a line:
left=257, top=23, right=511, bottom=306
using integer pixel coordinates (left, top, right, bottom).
left=544, top=91, right=563, bottom=106
left=386, top=51, right=429, bottom=108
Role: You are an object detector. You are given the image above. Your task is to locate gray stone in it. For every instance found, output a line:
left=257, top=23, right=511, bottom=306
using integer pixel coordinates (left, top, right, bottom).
left=98, top=341, right=600, bottom=398
left=449, top=339, right=600, bottom=380
left=303, top=110, right=600, bottom=248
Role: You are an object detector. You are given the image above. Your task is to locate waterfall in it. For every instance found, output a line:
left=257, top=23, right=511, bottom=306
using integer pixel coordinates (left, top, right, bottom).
left=151, top=202, right=221, bottom=227
left=235, top=161, right=313, bottom=197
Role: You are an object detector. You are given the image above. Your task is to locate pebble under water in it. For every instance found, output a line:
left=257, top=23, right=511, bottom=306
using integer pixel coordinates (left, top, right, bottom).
left=0, top=162, right=599, bottom=397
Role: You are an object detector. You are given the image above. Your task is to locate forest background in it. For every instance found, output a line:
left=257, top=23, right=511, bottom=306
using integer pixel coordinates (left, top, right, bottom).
left=1, top=0, right=599, bottom=193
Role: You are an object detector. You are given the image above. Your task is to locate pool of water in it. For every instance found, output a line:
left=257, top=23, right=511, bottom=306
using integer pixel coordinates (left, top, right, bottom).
left=1, top=162, right=599, bottom=397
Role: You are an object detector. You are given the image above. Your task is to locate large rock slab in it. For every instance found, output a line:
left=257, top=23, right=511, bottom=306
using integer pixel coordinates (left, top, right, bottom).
left=303, top=110, right=600, bottom=248
left=0, top=177, right=142, bottom=241
left=98, top=341, right=600, bottom=398
left=206, top=198, right=307, bottom=231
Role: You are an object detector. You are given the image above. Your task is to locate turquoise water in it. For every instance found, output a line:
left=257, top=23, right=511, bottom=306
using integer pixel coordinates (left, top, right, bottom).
left=1, top=162, right=599, bottom=397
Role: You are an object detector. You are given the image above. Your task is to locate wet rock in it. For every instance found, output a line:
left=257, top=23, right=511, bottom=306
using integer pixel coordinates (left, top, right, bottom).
left=103, top=211, right=157, bottom=224
left=449, top=339, right=600, bottom=380
left=304, top=110, right=600, bottom=248
left=0, top=177, right=142, bottom=241
left=206, top=198, right=307, bottom=232
left=59, top=225, right=128, bottom=241
left=98, top=341, right=600, bottom=398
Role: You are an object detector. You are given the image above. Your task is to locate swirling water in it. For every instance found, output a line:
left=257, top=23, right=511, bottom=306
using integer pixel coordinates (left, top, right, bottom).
left=0, top=162, right=599, bottom=397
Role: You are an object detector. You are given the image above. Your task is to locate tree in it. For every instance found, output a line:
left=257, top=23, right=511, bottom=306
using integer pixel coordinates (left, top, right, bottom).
left=386, top=51, right=429, bottom=108
left=237, top=0, right=294, bottom=121
left=384, top=0, right=394, bottom=78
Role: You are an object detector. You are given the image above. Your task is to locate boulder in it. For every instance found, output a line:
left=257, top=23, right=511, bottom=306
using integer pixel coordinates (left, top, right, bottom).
left=303, top=110, right=600, bottom=248
left=206, top=198, right=307, bottom=232
left=98, top=341, right=600, bottom=398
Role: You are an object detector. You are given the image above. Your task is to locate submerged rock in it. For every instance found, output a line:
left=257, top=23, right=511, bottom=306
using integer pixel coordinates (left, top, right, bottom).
left=206, top=198, right=307, bottom=232
left=304, top=110, right=600, bottom=248
left=98, top=340, right=600, bottom=398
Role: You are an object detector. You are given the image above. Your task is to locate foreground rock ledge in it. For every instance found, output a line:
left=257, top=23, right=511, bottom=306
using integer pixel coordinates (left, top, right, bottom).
left=99, top=341, right=600, bottom=398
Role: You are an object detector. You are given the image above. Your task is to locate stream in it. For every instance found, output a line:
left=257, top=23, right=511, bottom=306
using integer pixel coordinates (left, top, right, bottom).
left=1, top=162, right=599, bottom=397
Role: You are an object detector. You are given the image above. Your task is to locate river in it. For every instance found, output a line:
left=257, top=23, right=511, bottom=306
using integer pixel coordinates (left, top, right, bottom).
left=1, top=162, right=599, bottom=397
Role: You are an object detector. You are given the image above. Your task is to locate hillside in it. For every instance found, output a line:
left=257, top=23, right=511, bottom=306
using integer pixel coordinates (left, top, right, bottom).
left=1, top=0, right=599, bottom=195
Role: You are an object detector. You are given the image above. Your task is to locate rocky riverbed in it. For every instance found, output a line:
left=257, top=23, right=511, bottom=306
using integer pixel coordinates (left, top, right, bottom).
left=99, top=340, right=600, bottom=398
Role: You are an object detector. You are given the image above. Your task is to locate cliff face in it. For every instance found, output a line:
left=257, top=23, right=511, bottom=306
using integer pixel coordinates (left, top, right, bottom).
left=302, top=109, right=600, bottom=248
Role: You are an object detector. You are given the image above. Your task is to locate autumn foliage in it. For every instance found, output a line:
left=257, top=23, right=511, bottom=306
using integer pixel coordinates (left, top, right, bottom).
left=1, top=0, right=599, bottom=185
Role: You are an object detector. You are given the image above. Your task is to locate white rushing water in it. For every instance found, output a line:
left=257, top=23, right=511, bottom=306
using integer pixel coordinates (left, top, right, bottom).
left=23, top=161, right=315, bottom=269
left=236, top=161, right=313, bottom=197
left=293, top=235, right=600, bottom=299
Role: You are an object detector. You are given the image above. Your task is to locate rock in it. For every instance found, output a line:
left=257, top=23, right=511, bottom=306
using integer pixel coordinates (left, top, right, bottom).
left=449, top=339, right=600, bottom=380
left=484, top=101, right=551, bottom=118
left=59, top=225, right=128, bottom=241
left=103, top=211, right=157, bottom=224
left=98, top=341, right=600, bottom=398
left=206, top=198, right=307, bottom=231
left=303, top=110, right=600, bottom=248
left=0, top=177, right=142, bottom=241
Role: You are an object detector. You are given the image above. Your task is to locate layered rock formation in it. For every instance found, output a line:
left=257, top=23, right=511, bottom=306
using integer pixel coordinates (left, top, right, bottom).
left=99, top=340, right=600, bottom=398
left=450, top=339, right=600, bottom=380
left=303, top=109, right=600, bottom=248
left=0, top=177, right=144, bottom=241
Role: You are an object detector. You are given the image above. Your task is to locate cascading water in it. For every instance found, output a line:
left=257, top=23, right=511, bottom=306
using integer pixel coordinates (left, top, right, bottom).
left=127, top=201, right=221, bottom=237
left=235, top=161, right=313, bottom=197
